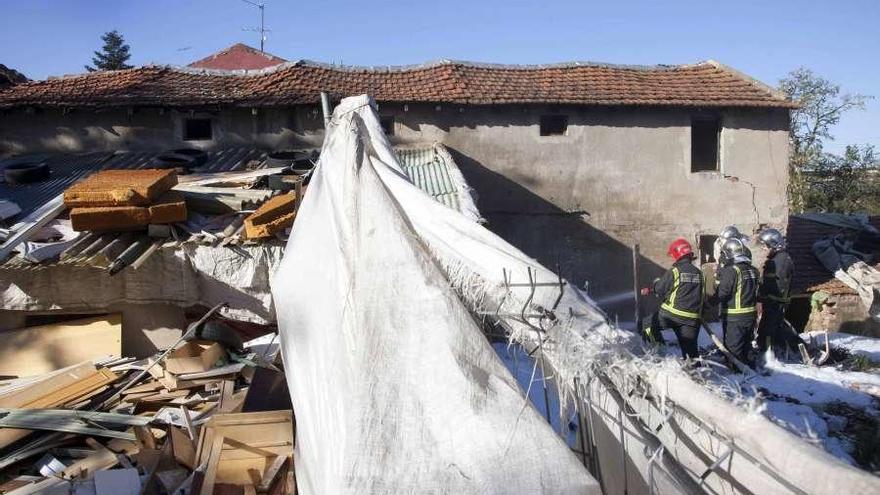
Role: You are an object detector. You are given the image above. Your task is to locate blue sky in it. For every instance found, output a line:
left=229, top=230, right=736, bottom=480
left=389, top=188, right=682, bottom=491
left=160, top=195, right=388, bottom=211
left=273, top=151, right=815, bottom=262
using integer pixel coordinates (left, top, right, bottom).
left=2, top=0, right=877, bottom=151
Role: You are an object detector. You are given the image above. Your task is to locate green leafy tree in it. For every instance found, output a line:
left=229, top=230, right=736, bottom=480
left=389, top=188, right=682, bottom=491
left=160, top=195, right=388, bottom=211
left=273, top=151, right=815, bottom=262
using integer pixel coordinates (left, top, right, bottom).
left=85, top=30, right=133, bottom=72
left=779, top=68, right=870, bottom=212
left=803, top=145, right=880, bottom=213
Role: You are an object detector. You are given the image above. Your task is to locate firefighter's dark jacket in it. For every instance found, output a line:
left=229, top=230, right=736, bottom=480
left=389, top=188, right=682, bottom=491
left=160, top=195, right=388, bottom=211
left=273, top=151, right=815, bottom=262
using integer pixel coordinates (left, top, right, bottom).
left=712, top=261, right=759, bottom=320
left=759, top=250, right=794, bottom=304
left=653, top=257, right=703, bottom=323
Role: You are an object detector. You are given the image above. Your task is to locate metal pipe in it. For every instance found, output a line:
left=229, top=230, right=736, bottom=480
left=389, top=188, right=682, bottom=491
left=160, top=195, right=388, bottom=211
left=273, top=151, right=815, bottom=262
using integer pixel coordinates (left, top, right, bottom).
left=108, top=236, right=151, bottom=275
left=320, top=92, right=332, bottom=128
left=632, top=243, right=642, bottom=332
left=131, top=238, right=164, bottom=270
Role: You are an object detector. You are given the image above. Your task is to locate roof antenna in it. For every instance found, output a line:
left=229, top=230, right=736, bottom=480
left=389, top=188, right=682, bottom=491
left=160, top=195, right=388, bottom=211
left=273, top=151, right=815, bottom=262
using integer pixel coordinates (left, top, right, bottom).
left=241, top=0, right=269, bottom=52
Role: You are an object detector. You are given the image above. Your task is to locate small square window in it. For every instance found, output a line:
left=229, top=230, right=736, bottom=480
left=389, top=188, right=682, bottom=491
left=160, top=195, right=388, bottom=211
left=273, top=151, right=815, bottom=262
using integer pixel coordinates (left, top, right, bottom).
left=184, top=118, right=213, bottom=141
left=698, top=234, right=719, bottom=263
left=540, top=115, right=568, bottom=136
left=691, top=117, right=720, bottom=172
left=380, top=116, right=395, bottom=136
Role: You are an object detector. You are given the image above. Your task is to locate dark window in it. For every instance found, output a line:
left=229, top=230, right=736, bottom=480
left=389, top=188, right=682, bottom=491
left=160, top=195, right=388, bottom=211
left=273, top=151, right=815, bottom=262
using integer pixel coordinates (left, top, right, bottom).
left=380, top=116, right=395, bottom=136
left=698, top=235, right=719, bottom=263
left=691, top=118, right=720, bottom=172
left=540, top=115, right=568, bottom=136
left=184, top=118, right=213, bottom=141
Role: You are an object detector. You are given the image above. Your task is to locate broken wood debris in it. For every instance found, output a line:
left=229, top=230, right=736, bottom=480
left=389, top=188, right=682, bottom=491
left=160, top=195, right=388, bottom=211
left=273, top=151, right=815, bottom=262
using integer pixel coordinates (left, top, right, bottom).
left=0, top=309, right=294, bottom=494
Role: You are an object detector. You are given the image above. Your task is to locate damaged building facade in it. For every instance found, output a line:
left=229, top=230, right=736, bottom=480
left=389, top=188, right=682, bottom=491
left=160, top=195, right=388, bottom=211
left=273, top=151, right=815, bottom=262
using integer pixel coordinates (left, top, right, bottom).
left=0, top=58, right=794, bottom=314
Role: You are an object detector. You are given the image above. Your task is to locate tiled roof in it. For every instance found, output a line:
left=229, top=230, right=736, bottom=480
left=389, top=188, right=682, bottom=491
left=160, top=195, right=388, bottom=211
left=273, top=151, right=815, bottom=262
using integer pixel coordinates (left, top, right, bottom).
left=787, top=215, right=880, bottom=295
left=0, top=60, right=795, bottom=109
left=188, top=43, right=287, bottom=71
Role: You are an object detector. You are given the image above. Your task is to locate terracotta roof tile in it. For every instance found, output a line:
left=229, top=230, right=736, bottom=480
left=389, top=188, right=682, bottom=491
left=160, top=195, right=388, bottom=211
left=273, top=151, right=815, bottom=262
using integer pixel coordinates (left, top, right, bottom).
left=0, top=60, right=795, bottom=109
left=188, top=43, right=286, bottom=71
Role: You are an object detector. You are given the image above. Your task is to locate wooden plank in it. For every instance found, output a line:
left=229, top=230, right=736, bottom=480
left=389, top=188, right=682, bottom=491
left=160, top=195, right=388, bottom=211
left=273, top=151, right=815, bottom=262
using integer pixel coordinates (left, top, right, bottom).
left=59, top=438, right=137, bottom=480
left=218, top=380, right=236, bottom=413
left=134, top=426, right=157, bottom=451
left=170, top=426, right=196, bottom=470
left=26, top=368, right=119, bottom=408
left=200, top=434, right=225, bottom=495
left=0, top=362, right=98, bottom=407
left=256, top=456, right=288, bottom=493
left=194, top=411, right=294, bottom=487
left=0, top=363, right=106, bottom=450
left=0, top=408, right=151, bottom=426
left=180, top=406, right=195, bottom=440
left=0, top=315, right=122, bottom=377
left=120, top=380, right=165, bottom=395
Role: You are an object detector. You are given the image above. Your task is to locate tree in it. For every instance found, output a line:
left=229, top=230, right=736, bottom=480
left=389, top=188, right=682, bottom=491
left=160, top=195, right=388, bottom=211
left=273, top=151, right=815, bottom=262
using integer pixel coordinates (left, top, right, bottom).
left=803, top=145, right=880, bottom=213
left=85, top=30, right=133, bottom=72
left=779, top=68, right=870, bottom=212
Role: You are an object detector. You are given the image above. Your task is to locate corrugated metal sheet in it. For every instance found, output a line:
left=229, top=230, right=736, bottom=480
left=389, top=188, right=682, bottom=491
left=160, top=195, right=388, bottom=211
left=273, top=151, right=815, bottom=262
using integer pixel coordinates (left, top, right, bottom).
left=1, top=145, right=462, bottom=224
left=0, top=148, right=270, bottom=220
left=395, top=147, right=461, bottom=212
left=0, top=152, right=115, bottom=222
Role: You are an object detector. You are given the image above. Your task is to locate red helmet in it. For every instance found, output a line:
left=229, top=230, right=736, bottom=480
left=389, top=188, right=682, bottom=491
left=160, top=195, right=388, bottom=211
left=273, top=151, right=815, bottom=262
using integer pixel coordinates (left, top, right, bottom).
left=667, top=238, right=693, bottom=261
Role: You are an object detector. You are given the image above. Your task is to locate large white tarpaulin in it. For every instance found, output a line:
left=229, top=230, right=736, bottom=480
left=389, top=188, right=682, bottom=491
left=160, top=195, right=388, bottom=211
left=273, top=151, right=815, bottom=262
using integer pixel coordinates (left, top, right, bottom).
left=271, top=96, right=599, bottom=494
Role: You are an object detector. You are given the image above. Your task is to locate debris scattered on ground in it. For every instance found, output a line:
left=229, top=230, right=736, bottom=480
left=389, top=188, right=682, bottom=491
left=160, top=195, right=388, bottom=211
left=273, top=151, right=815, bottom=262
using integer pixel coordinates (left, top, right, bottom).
left=662, top=325, right=880, bottom=471
left=0, top=308, right=293, bottom=494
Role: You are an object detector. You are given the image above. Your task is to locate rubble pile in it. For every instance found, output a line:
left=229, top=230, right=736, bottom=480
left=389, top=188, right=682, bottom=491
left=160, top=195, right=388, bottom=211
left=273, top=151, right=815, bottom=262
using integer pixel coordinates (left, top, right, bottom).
left=0, top=310, right=294, bottom=495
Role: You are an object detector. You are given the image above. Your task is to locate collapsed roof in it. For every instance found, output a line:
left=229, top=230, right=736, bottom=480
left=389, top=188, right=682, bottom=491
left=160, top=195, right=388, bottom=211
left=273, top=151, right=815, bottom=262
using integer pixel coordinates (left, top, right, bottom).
left=787, top=213, right=880, bottom=295
left=0, top=59, right=795, bottom=109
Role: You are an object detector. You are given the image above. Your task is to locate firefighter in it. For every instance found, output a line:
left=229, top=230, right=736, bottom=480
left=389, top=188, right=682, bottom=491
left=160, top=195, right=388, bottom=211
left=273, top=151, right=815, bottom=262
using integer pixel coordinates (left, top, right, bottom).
left=711, top=238, right=759, bottom=367
left=641, top=238, right=704, bottom=360
left=715, top=225, right=752, bottom=265
left=756, top=228, right=801, bottom=355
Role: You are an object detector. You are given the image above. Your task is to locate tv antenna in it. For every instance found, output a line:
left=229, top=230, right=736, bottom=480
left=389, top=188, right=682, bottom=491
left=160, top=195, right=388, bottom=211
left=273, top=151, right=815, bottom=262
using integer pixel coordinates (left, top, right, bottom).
left=241, top=0, right=269, bottom=52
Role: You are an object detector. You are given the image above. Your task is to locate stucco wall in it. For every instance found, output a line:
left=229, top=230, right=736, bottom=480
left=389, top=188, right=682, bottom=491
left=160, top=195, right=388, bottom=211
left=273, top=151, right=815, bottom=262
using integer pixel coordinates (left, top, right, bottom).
left=0, top=106, right=325, bottom=155
left=382, top=103, right=790, bottom=313
left=0, top=102, right=789, bottom=316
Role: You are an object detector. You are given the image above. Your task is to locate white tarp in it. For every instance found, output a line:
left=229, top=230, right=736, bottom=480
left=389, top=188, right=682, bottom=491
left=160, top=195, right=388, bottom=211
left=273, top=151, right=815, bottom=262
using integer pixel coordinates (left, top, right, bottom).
left=271, top=96, right=598, bottom=494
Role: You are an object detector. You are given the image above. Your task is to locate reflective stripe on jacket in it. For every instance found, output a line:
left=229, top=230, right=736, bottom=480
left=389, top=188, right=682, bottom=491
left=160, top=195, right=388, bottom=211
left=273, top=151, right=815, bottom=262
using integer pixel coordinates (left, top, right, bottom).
left=654, top=258, right=703, bottom=322
left=716, top=262, right=759, bottom=318
left=760, top=250, right=794, bottom=304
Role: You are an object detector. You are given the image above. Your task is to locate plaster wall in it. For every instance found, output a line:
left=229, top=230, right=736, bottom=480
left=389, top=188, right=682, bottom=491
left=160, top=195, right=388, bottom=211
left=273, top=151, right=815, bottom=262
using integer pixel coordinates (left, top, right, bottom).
left=0, top=102, right=789, bottom=313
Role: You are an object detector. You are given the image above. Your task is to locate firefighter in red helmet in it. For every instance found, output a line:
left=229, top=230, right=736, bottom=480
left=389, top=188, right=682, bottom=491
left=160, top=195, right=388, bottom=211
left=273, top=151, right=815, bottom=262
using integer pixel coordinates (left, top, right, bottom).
left=641, top=238, right=705, bottom=360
